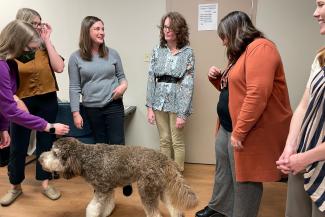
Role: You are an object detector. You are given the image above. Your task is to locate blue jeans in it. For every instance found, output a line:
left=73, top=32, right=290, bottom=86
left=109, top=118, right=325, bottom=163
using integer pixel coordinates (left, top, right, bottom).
left=84, top=98, right=125, bottom=145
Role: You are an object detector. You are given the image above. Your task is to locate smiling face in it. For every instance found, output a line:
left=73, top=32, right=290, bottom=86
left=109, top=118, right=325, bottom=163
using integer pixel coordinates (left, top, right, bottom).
left=90, top=21, right=105, bottom=46
left=314, top=0, right=325, bottom=34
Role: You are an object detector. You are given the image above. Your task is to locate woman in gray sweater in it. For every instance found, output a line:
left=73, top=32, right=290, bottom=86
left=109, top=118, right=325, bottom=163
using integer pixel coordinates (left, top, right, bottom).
left=68, top=16, right=132, bottom=196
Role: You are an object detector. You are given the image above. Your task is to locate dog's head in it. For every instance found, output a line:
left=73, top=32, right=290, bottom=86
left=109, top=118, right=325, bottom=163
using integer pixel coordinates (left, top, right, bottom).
left=39, top=137, right=82, bottom=179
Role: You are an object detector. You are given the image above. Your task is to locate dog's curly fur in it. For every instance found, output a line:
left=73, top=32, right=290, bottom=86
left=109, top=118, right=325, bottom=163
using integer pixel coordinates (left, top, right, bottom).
left=39, top=137, right=198, bottom=217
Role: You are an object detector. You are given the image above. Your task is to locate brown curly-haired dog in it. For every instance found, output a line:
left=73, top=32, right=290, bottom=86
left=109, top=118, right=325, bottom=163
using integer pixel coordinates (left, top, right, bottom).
left=39, top=137, right=198, bottom=217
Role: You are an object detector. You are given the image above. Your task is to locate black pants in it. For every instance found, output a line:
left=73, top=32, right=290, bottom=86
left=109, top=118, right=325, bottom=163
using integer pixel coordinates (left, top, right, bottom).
left=84, top=98, right=125, bottom=145
left=8, top=92, right=58, bottom=184
left=0, top=147, right=10, bottom=167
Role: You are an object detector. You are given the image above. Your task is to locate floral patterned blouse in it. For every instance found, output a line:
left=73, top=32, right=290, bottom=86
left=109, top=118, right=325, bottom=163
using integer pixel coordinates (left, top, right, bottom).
left=146, top=45, right=195, bottom=119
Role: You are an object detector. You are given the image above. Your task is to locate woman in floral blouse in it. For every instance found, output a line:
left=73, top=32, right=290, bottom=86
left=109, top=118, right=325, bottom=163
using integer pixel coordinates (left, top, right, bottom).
left=146, top=11, right=195, bottom=171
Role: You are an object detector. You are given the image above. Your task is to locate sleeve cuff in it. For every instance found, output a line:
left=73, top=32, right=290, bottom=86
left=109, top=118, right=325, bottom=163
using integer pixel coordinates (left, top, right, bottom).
left=231, top=130, right=246, bottom=142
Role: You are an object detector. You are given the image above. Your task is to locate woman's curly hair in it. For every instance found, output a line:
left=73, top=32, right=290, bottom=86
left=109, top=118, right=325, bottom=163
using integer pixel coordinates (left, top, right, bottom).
left=159, top=12, right=189, bottom=49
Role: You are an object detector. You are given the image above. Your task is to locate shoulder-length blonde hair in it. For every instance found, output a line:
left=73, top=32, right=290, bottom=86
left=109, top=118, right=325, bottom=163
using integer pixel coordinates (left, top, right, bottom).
left=79, top=16, right=107, bottom=61
left=317, top=47, right=325, bottom=67
left=16, top=8, right=46, bottom=50
left=16, top=8, right=41, bottom=24
left=0, top=20, right=40, bottom=60
left=159, top=12, right=189, bottom=49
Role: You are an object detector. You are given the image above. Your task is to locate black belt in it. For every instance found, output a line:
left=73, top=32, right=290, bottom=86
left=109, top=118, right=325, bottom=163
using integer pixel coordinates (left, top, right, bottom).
left=156, top=75, right=181, bottom=83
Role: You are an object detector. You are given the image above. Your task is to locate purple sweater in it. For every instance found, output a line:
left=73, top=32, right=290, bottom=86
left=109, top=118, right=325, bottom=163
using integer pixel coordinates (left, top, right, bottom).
left=0, top=60, right=47, bottom=131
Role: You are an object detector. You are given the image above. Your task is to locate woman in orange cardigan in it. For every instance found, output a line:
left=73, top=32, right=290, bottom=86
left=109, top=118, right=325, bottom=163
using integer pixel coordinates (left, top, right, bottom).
left=196, top=11, right=292, bottom=217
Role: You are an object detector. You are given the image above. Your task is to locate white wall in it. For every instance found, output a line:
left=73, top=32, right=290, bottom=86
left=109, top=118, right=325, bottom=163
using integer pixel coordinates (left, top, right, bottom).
left=1, top=0, right=166, bottom=149
left=2, top=1, right=324, bottom=160
left=256, top=0, right=324, bottom=109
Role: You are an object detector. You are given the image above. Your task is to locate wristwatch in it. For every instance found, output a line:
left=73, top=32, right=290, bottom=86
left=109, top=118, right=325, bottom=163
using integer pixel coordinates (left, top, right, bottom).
left=49, top=124, right=56, bottom=134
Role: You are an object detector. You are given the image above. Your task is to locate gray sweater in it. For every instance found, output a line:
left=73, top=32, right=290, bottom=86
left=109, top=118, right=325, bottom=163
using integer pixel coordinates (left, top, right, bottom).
left=68, top=47, right=126, bottom=112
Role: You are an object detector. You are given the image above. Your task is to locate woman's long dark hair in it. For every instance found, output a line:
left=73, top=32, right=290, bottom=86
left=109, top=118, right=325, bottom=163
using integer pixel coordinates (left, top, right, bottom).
left=218, top=11, right=264, bottom=64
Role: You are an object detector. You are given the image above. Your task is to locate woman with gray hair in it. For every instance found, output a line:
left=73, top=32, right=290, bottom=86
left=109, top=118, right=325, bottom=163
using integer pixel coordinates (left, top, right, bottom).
left=0, top=8, right=69, bottom=207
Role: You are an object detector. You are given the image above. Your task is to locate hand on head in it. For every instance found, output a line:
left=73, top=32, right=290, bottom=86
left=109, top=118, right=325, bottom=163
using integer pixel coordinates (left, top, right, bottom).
left=40, top=23, right=52, bottom=42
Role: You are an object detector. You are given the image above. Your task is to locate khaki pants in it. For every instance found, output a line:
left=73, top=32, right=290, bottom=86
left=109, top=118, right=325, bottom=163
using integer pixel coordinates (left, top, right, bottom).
left=286, top=174, right=325, bottom=217
left=154, top=110, right=185, bottom=171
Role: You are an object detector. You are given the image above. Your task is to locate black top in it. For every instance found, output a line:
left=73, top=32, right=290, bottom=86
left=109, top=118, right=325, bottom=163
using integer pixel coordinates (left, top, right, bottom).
left=217, top=87, right=232, bottom=132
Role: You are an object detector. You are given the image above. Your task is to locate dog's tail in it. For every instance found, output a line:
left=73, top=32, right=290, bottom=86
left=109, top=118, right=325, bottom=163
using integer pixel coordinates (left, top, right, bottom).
left=164, top=161, right=198, bottom=210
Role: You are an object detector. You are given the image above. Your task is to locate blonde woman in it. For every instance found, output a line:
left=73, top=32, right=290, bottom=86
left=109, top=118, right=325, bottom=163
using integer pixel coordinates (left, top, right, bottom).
left=0, top=20, right=69, bottom=206
left=276, top=1, right=325, bottom=216
left=1, top=8, right=68, bottom=206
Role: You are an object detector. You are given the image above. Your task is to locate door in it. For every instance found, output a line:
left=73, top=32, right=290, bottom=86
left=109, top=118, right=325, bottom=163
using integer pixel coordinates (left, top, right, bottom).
left=167, top=0, right=257, bottom=164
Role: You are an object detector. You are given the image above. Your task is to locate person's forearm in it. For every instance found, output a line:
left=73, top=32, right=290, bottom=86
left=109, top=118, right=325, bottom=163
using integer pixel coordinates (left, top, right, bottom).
left=44, top=40, right=64, bottom=72
left=285, top=89, right=309, bottom=150
left=72, top=111, right=80, bottom=117
left=285, top=105, right=307, bottom=149
left=119, top=80, right=128, bottom=93
left=120, top=80, right=128, bottom=88
left=303, top=142, right=325, bottom=165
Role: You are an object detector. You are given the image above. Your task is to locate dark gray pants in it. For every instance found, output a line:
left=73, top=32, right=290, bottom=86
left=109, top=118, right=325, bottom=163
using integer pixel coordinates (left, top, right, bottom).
left=208, top=126, right=263, bottom=217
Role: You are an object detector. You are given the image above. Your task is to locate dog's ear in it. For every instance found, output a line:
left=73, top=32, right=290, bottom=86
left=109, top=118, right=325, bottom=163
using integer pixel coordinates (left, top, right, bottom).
left=62, top=156, right=81, bottom=179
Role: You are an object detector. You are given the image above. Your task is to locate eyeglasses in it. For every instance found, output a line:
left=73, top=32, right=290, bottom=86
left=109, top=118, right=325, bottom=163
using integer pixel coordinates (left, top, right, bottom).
left=163, top=25, right=173, bottom=32
left=31, top=22, right=43, bottom=28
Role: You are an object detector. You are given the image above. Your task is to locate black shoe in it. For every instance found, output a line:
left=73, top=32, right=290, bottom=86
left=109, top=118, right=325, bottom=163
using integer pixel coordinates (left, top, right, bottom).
left=195, top=206, right=225, bottom=217
left=122, top=184, right=133, bottom=197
